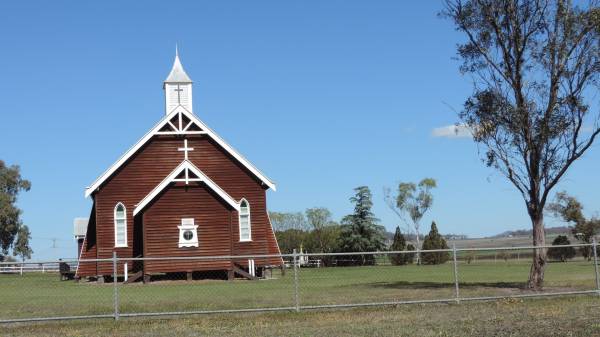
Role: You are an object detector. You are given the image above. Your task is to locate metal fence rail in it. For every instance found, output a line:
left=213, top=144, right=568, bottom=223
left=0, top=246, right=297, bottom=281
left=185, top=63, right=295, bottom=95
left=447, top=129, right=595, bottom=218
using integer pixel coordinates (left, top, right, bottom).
left=0, top=241, right=598, bottom=324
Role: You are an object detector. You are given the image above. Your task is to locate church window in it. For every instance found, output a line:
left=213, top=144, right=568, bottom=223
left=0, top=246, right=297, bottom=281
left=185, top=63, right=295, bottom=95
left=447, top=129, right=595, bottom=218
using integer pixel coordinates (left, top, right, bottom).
left=239, top=199, right=251, bottom=242
left=114, top=203, right=127, bottom=247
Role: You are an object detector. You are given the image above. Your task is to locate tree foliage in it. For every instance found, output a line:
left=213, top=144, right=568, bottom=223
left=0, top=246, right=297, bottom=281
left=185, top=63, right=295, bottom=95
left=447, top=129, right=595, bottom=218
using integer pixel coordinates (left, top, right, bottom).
left=270, top=212, right=309, bottom=254
left=421, top=222, right=450, bottom=265
left=271, top=209, right=341, bottom=261
left=0, top=160, right=31, bottom=255
left=306, top=207, right=338, bottom=254
left=443, top=0, right=600, bottom=289
left=13, top=225, right=33, bottom=262
left=384, top=178, right=436, bottom=264
left=389, top=226, right=414, bottom=265
left=547, top=235, right=576, bottom=262
left=547, top=191, right=600, bottom=259
left=339, top=186, right=386, bottom=265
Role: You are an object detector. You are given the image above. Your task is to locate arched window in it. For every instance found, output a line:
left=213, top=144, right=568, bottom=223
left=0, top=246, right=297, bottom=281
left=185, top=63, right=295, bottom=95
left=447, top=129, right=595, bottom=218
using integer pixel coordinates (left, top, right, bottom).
left=114, top=203, right=127, bottom=247
left=239, top=199, right=251, bottom=242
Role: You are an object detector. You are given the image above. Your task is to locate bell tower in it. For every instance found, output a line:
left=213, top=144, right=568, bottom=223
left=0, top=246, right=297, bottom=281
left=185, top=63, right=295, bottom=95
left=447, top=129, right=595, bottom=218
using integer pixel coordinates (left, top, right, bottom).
left=164, top=47, right=193, bottom=115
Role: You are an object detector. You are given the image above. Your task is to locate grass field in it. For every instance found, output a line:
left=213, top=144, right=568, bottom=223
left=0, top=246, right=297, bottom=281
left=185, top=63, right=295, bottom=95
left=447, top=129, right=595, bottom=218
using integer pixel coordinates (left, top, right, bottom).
left=3, top=296, right=600, bottom=337
left=1, top=257, right=597, bottom=321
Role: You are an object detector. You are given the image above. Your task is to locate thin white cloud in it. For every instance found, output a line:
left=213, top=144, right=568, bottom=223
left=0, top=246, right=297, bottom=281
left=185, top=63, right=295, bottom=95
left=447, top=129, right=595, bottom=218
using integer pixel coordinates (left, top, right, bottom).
left=431, top=124, right=472, bottom=139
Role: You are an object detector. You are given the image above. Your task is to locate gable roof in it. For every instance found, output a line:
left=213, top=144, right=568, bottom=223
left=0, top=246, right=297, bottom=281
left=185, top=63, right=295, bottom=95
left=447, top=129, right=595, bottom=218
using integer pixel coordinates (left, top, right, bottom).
left=133, top=160, right=240, bottom=216
left=85, top=107, right=276, bottom=197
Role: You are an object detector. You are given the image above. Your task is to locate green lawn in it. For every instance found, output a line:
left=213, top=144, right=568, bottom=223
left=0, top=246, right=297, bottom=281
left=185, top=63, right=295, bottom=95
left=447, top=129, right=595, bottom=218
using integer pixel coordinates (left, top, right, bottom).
left=1, top=258, right=597, bottom=321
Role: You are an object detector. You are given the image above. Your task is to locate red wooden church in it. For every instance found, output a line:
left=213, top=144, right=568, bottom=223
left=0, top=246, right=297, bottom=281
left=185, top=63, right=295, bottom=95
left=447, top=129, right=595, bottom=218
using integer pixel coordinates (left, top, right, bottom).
left=76, top=50, right=282, bottom=282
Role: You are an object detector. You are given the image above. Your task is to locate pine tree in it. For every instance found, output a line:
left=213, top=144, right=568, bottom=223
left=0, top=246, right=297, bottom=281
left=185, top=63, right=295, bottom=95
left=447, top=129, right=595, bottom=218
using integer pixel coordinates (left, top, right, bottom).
left=339, top=186, right=386, bottom=265
left=421, top=221, right=450, bottom=265
left=389, top=226, right=408, bottom=265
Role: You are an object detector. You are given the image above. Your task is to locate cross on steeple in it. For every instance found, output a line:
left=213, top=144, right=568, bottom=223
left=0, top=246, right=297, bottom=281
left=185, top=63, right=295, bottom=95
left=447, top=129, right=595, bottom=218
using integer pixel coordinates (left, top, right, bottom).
left=178, top=139, right=194, bottom=160
left=174, top=85, right=184, bottom=104
left=164, top=47, right=193, bottom=115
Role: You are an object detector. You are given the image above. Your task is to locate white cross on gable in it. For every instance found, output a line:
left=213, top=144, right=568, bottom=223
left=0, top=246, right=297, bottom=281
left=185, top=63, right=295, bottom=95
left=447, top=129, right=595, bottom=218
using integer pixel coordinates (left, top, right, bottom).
left=178, top=139, right=194, bottom=160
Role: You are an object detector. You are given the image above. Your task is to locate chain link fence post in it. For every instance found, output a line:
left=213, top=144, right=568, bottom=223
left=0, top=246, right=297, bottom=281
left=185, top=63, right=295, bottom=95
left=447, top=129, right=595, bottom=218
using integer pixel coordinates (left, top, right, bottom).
left=113, top=252, right=120, bottom=320
left=293, top=249, right=300, bottom=312
left=593, top=238, right=600, bottom=296
left=452, top=244, right=460, bottom=304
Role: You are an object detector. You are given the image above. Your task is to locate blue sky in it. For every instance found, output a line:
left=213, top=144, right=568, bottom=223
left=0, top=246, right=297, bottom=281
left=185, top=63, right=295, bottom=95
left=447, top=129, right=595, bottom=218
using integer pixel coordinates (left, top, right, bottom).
left=1, top=1, right=598, bottom=260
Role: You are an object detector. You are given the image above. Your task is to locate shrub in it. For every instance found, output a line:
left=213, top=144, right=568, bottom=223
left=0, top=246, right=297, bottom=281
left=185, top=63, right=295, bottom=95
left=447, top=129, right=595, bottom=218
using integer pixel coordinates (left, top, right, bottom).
left=465, top=250, right=475, bottom=264
left=548, top=235, right=577, bottom=262
left=498, top=251, right=510, bottom=262
left=404, top=244, right=416, bottom=264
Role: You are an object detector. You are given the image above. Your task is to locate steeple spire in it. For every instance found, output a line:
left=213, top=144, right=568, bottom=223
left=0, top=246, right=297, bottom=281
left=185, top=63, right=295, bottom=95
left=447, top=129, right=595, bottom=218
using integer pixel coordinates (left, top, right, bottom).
left=164, top=47, right=193, bottom=84
left=164, top=47, right=193, bottom=114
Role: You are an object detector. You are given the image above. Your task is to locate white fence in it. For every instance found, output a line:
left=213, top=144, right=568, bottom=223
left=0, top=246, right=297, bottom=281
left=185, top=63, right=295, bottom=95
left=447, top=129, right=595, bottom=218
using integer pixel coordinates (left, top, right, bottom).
left=0, top=263, right=61, bottom=274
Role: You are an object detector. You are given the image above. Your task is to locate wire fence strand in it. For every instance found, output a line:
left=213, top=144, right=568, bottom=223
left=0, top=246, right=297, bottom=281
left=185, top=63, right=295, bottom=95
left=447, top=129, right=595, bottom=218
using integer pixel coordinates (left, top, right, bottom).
left=0, top=242, right=598, bottom=324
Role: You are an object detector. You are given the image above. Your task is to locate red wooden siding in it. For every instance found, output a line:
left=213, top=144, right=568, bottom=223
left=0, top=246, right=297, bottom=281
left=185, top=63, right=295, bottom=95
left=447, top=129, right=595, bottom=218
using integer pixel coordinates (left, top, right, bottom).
left=142, top=184, right=233, bottom=273
left=77, top=134, right=282, bottom=277
left=76, top=202, right=97, bottom=277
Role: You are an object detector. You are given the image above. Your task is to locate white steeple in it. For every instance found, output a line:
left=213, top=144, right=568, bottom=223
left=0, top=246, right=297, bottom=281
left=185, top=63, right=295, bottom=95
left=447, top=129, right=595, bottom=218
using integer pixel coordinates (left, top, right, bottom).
left=164, top=46, right=193, bottom=114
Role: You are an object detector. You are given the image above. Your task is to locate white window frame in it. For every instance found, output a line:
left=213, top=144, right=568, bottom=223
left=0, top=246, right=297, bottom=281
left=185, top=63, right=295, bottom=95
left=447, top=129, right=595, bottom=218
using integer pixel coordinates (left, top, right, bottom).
left=114, top=202, right=128, bottom=248
left=239, top=199, right=252, bottom=242
left=178, top=218, right=198, bottom=248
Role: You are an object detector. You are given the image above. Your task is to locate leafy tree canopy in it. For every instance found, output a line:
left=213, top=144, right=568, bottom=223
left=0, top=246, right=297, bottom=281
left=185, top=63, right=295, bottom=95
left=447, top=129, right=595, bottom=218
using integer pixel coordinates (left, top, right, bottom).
left=547, top=191, right=600, bottom=259
left=13, top=225, right=33, bottom=262
left=0, top=160, right=31, bottom=255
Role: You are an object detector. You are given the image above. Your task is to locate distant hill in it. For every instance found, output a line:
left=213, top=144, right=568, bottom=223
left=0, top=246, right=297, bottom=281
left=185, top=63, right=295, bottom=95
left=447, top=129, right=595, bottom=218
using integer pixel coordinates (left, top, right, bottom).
left=383, top=231, right=468, bottom=242
left=488, top=226, right=571, bottom=238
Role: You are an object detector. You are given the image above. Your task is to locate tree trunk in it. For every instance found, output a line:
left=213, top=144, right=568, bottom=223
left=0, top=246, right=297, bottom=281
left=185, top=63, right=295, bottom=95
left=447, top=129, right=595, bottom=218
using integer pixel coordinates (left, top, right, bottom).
left=527, top=212, right=546, bottom=289
left=415, top=227, right=421, bottom=265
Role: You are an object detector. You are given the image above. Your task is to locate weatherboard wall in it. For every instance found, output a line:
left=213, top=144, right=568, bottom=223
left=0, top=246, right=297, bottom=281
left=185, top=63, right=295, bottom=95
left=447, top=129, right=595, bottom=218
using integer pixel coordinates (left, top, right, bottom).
left=77, top=134, right=281, bottom=277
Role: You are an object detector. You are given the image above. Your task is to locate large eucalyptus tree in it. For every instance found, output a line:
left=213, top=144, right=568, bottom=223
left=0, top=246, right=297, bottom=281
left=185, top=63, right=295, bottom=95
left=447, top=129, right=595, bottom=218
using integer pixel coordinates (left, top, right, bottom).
left=443, top=0, right=600, bottom=288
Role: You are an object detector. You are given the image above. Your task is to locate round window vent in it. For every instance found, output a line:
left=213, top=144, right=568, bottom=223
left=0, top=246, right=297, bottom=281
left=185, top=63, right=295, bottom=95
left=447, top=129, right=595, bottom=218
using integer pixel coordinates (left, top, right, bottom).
left=183, top=230, right=194, bottom=241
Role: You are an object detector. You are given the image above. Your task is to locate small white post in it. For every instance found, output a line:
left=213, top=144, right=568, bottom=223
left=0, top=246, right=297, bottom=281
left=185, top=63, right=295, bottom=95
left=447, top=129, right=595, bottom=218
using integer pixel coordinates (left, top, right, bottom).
left=293, top=249, right=300, bottom=312
left=452, top=244, right=460, bottom=304
left=20, top=263, right=23, bottom=276
left=592, top=238, right=599, bottom=295
left=124, top=263, right=128, bottom=282
left=248, top=259, right=255, bottom=277
left=113, top=252, right=119, bottom=320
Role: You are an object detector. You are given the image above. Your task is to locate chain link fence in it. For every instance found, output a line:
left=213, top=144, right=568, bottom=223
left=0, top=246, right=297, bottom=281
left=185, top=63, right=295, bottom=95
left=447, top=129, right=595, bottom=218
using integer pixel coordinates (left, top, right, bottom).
left=1, top=241, right=599, bottom=323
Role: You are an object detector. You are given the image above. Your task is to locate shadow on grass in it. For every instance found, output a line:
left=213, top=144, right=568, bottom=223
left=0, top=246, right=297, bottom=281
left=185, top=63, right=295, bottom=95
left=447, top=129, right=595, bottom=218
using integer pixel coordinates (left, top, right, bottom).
left=364, top=281, right=526, bottom=289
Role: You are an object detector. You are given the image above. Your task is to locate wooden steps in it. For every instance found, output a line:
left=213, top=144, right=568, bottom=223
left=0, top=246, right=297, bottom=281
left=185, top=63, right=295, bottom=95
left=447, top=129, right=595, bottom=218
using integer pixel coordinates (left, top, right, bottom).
left=124, top=270, right=144, bottom=284
left=232, top=263, right=257, bottom=280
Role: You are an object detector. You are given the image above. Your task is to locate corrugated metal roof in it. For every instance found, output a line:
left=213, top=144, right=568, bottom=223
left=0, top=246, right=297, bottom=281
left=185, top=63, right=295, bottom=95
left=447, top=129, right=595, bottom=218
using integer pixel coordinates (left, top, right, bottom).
left=73, top=217, right=88, bottom=238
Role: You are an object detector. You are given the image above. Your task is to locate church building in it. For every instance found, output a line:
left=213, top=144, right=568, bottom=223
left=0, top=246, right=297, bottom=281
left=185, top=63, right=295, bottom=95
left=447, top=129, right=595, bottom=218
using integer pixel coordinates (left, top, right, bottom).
left=76, top=50, right=282, bottom=282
